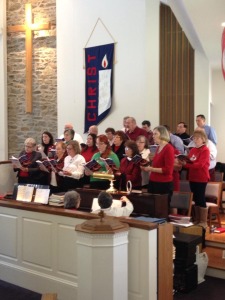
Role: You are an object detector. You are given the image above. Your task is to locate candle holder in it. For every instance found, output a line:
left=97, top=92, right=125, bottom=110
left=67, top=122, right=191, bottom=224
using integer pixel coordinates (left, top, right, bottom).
left=92, top=172, right=117, bottom=193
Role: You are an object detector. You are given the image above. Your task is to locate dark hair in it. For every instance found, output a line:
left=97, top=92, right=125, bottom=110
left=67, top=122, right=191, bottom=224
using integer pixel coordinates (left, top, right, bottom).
left=178, top=122, right=188, bottom=129
left=97, top=134, right=112, bottom=159
left=64, top=128, right=75, bottom=140
left=114, top=130, right=128, bottom=143
left=105, top=127, right=115, bottom=134
left=98, top=191, right=113, bottom=209
left=125, top=140, right=139, bottom=156
left=142, top=120, right=151, bottom=127
left=136, top=135, right=149, bottom=149
left=64, top=191, right=81, bottom=209
left=82, top=133, right=97, bottom=152
left=41, top=131, right=54, bottom=155
left=196, top=114, right=206, bottom=120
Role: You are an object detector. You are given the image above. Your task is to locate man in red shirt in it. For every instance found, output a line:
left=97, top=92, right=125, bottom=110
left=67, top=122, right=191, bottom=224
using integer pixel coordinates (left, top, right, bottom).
left=125, top=117, right=148, bottom=141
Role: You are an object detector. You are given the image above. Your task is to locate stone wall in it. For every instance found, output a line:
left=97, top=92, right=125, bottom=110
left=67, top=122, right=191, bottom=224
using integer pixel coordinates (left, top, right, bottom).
left=7, top=0, right=57, bottom=157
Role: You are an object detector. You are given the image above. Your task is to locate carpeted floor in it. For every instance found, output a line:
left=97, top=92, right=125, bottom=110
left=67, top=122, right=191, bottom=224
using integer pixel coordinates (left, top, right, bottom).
left=0, top=279, right=41, bottom=300
left=174, top=275, right=225, bottom=300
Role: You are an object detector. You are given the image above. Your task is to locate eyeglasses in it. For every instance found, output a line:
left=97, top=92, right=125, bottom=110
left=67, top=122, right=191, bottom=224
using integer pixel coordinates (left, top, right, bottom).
left=67, top=147, right=73, bottom=150
left=25, top=145, right=33, bottom=148
left=137, top=141, right=145, bottom=144
left=125, top=147, right=132, bottom=151
left=96, top=142, right=105, bottom=146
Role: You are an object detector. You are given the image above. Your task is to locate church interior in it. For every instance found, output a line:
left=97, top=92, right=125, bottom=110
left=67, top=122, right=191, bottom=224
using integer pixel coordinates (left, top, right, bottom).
left=0, top=0, right=225, bottom=299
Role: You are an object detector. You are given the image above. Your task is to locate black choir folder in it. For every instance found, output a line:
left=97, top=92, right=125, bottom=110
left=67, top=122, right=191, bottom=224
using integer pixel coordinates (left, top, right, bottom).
left=175, top=154, right=193, bottom=163
left=13, top=183, right=50, bottom=204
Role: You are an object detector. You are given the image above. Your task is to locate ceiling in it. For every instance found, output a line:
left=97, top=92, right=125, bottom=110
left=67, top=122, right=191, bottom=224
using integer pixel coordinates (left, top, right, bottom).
left=166, top=0, right=225, bottom=70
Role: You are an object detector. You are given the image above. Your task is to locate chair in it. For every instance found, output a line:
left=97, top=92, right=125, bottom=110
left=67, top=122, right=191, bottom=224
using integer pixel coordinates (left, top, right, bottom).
left=179, top=180, right=222, bottom=227
left=170, top=191, right=193, bottom=217
left=205, top=181, right=222, bottom=227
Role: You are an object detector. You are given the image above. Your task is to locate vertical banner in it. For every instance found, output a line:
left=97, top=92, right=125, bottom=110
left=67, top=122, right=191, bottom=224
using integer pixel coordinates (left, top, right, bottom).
left=84, top=43, right=114, bottom=133
left=222, top=28, right=225, bottom=80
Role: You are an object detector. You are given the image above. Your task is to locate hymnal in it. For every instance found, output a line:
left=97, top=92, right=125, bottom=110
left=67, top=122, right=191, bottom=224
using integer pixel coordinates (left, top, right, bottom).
left=176, top=154, right=193, bottom=163
left=36, top=159, right=57, bottom=172
left=16, top=185, right=34, bottom=202
left=10, top=154, right=28, bottom=168
left=131, top=154, right=143, bottom=164
left=84, top=159, right=101, bottom=172
left=34, top=188, right=50, bottom=204
left=214, top=227, right=225, bottom=233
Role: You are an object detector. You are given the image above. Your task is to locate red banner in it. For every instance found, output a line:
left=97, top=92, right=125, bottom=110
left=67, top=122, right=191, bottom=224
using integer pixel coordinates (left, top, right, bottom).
left=222, top=28, right=225, bottom=79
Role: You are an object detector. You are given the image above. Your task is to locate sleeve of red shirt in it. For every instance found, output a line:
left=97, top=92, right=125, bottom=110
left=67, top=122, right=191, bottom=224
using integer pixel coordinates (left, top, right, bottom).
left=161, top=144, right=175, bottom=175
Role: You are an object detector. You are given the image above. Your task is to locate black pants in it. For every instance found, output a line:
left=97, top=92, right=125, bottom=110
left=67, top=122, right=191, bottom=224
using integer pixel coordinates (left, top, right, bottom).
left=189, top=181, right=207, bottom=207
left=62, top=177, right=83, bottom=192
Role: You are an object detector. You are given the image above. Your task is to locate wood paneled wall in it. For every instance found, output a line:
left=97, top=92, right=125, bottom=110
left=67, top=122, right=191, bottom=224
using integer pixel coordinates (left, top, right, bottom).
left=160, top=3, right=194, bottom=134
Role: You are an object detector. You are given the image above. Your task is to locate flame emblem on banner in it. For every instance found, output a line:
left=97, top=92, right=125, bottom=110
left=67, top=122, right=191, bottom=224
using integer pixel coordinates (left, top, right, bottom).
left=102, top=55, right=108, bottom=68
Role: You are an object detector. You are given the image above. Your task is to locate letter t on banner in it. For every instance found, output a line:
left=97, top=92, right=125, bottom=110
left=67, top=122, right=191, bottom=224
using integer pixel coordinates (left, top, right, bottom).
left=84, top=43, right=114, bottom=133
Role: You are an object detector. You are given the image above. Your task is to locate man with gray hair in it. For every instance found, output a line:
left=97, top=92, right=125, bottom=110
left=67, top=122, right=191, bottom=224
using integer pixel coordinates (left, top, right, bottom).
left=125, top=117, right=148, bottom=141
left=64, top=190, right=81, bottom=209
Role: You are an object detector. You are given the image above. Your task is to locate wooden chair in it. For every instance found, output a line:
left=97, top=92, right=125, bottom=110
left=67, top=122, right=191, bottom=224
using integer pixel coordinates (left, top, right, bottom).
left=170, top=191, right=193, bottom=217
left=205, top=181, right=222, bottom=227
left=179, top=180, right=222, bottom=227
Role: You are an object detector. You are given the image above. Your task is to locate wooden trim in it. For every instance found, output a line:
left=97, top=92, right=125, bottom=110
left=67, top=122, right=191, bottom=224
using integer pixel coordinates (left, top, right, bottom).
left=160, top=3, right=194, bottom=133
left=0, top=199, right=157, bottom=231
left=41, top=294, right=57, bottom=300
left=158, top=223, right=173, bottom=300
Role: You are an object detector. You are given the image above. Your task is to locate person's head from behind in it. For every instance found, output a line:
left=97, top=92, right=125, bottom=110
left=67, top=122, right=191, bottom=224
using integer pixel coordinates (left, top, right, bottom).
left=64, top=191, right=81, bottom=209
left=98, top=191, right=113, bottom=209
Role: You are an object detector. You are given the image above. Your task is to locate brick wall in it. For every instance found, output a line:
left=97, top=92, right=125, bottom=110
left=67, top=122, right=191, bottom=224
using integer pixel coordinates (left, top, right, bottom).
left=7, top=0, right=57, bottom=157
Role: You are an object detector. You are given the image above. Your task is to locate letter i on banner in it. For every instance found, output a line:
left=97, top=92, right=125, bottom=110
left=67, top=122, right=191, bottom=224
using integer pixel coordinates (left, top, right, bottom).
left=84, top=43, right=114, bottom=133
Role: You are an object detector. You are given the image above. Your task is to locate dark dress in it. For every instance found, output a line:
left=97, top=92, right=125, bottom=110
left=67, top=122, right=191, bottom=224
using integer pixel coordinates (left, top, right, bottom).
left=14, top=150, right=45, bottom=184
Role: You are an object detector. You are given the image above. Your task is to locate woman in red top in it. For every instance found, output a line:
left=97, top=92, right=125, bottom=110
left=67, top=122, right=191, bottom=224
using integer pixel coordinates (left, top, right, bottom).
left=178, top=129, right=210, bottom=228
left=119, top=140, right=142, bottom=191
left=141, top=126, right=174, bottom=203
left=81, top=134, right=98, bottom=162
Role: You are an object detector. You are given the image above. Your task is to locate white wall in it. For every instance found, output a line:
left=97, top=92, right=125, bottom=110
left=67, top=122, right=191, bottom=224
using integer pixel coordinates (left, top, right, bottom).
left=0, top=0, right=8, bottom=160
left=57, top=0, right=160, bottom=140
left=211, top=69, right=225, bottom=162
left=194, top=50, right=210, bottom=122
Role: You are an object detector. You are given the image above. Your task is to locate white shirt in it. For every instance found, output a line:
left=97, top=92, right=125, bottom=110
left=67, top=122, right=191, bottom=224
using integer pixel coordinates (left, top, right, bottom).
left=59, top=132, right=83, bottom=144
left=62, top=154, right=85, bottom=179
left=92, top=200, right=134, bottom=217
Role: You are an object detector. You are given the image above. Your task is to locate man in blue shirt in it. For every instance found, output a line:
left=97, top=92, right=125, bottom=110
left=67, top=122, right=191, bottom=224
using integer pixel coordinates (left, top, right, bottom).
left=196, top=114, right=217, bottom=145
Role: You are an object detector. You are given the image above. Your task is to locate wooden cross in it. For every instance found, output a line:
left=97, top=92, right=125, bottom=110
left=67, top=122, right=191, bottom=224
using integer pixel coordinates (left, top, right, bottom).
left=7, top=4, right=50, bottom=113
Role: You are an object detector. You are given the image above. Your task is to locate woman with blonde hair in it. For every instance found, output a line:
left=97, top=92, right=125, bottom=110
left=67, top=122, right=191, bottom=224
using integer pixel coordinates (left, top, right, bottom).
left=59, top=140, right=85, bottom=191
left=178, top=129, right=210, bottom=228
left=141, top=126, right=175, bottom=203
